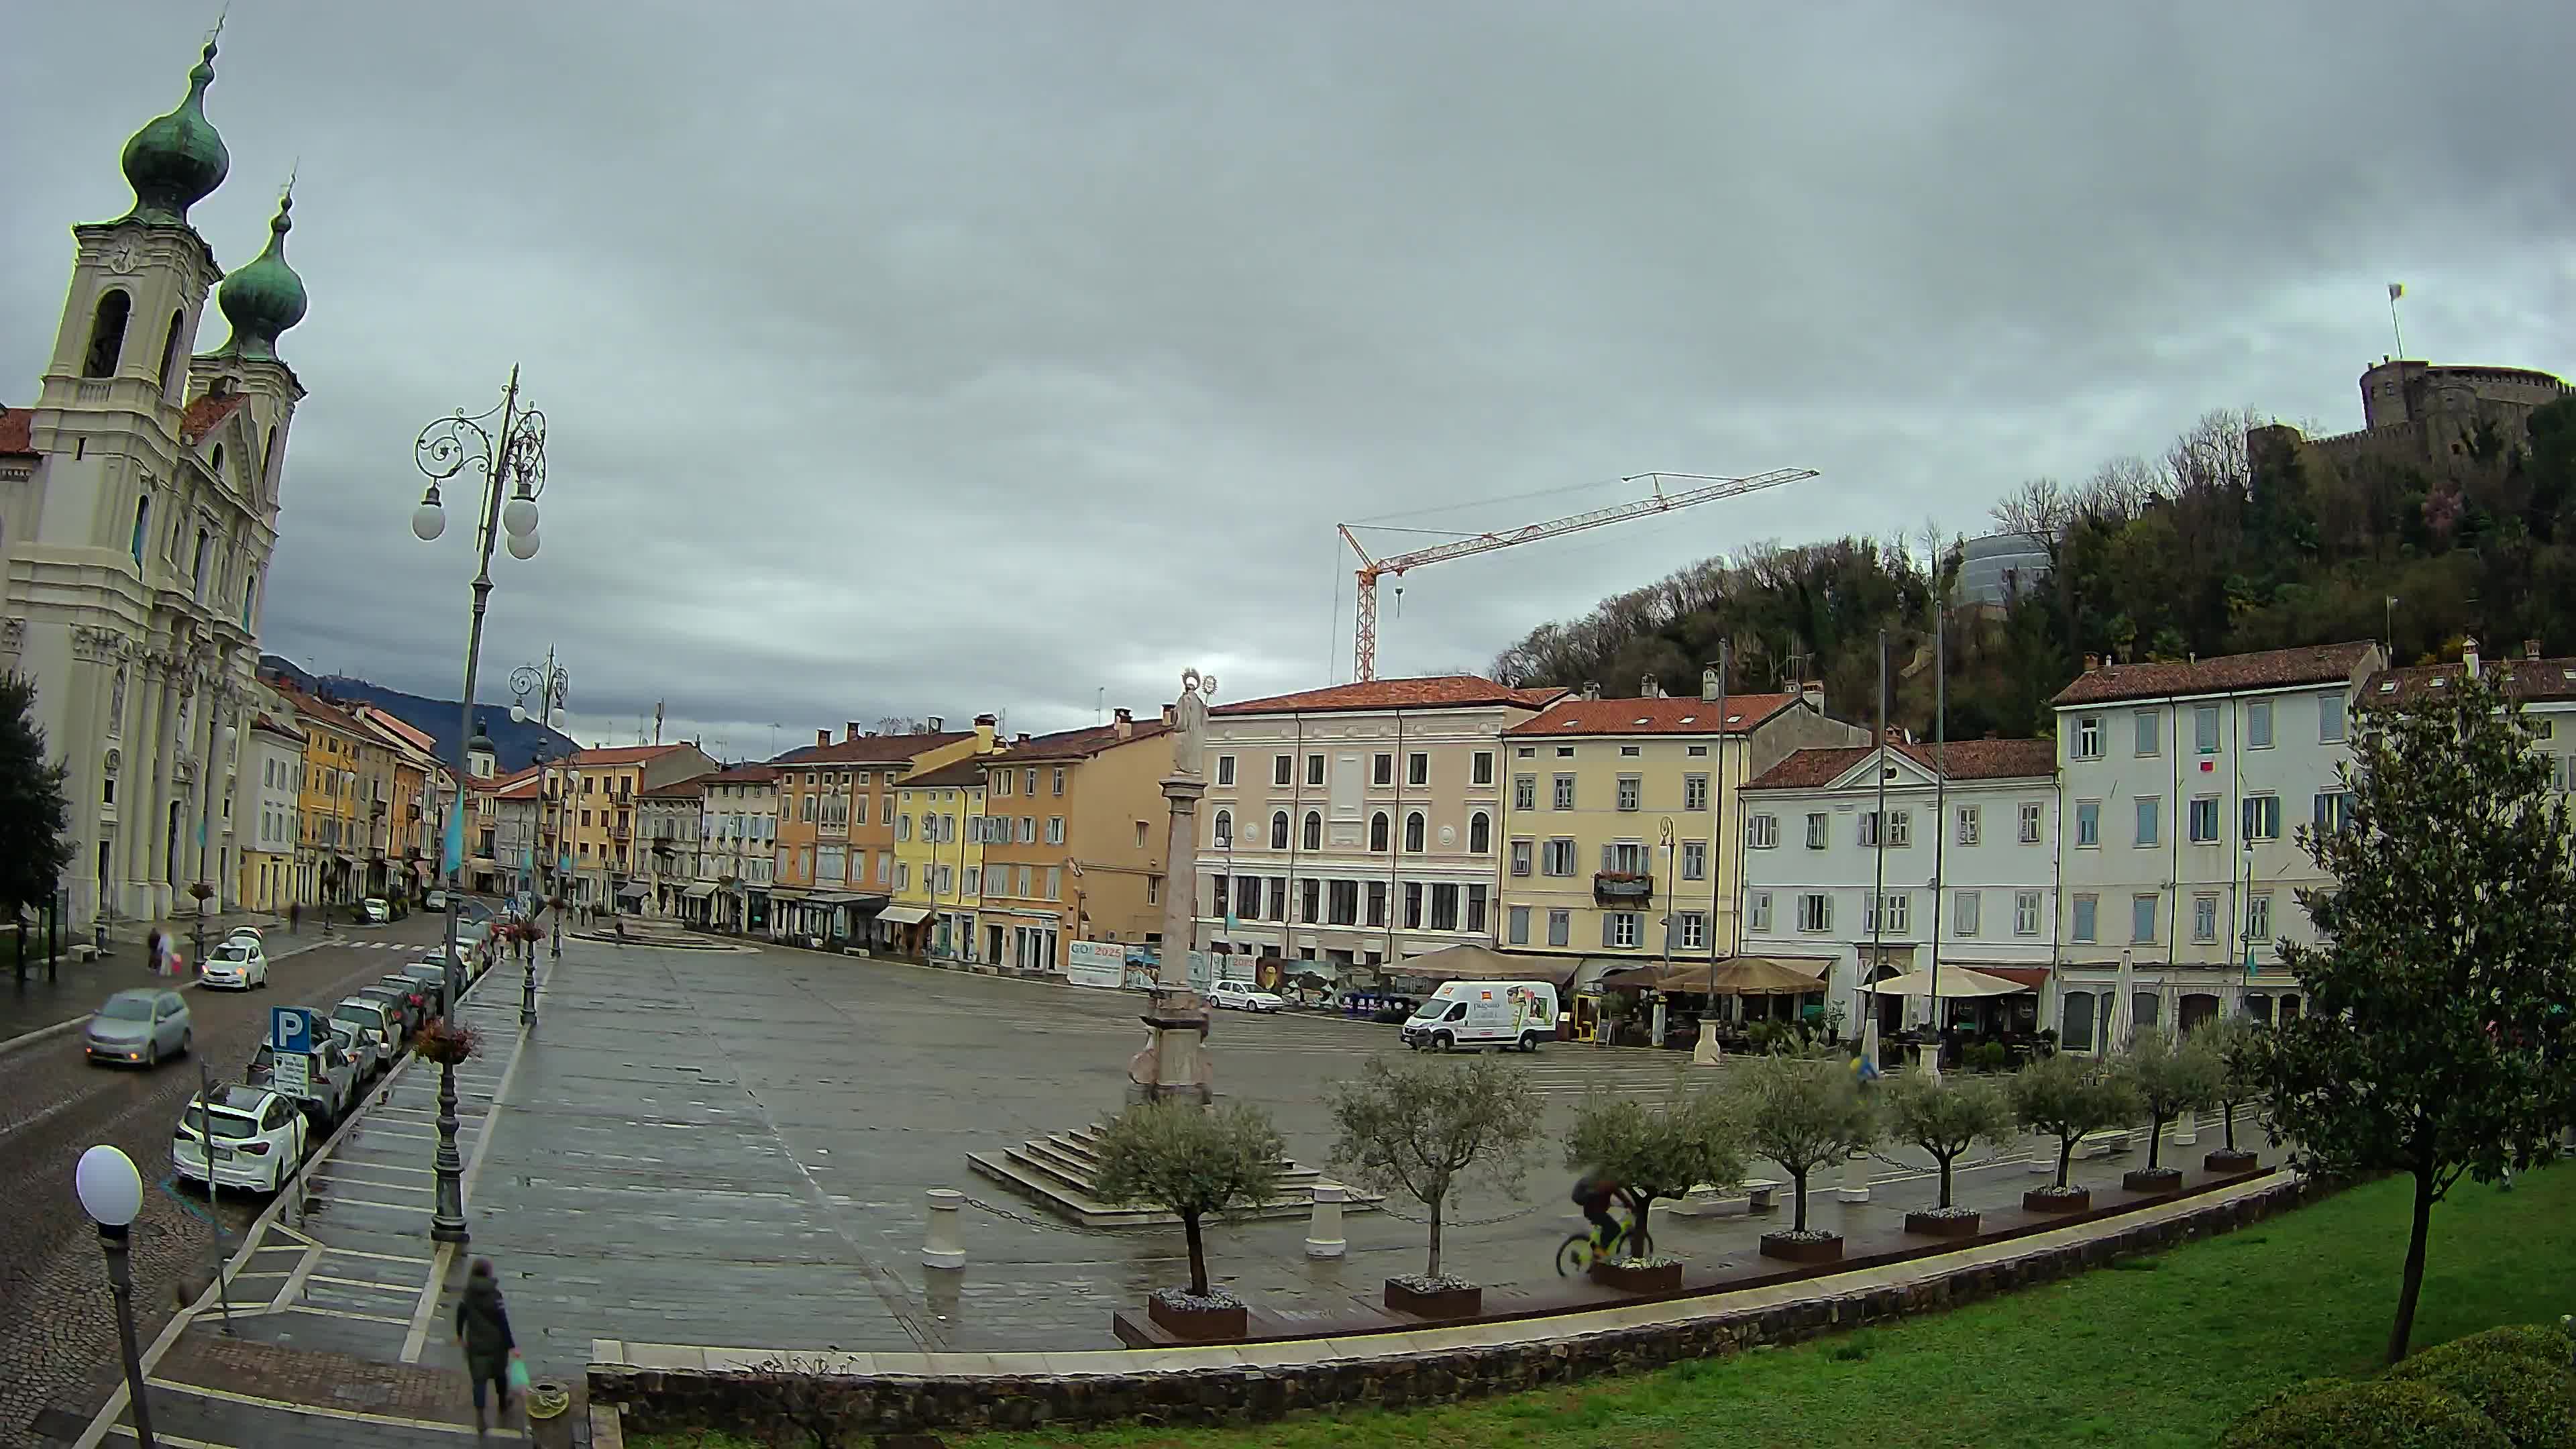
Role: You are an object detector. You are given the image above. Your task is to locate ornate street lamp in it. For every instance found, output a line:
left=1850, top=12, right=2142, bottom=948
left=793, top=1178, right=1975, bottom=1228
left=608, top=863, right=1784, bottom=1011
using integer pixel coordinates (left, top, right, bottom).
left=511, top=651, right=570, bottom=1028
left=409, top=367, right=548, bottom=1244
left=76, top=1145, right=156, bottom=1448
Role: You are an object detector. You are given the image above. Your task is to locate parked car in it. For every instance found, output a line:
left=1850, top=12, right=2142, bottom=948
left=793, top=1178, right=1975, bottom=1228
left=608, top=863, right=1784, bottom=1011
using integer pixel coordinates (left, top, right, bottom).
left=320, top=1014, right=384, bottom=1080
left=399, top=961, right=453, bottom=996
left=197, top=938, right=268, bottom=990
left=424, top=889, right=449, bottom=911
left=1209, top=979, right=1287, bottom=1013
left=85, top=989, right=191, bottom=1067
left=360, top=897, right=390, bottom=924
left=226, top=925, right=264, bottom=950
left=330, top=998, right=400, bottom=1062
left=453, top=917, right=491, bottom=952
left=174, top=1084, right=309, bottom=1195
left=249, top=1039, right=360, bottom=1124
left=356, top=985, right=423, bottom=1040
left=375, top=974, right=434, bottom=1025
left=1401, top=979, right=1561, bottom=1053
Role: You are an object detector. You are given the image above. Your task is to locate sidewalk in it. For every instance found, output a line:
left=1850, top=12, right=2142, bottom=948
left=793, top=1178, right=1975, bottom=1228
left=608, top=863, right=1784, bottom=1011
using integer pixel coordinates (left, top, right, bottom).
left=0, top=924, right=331, bottom=1055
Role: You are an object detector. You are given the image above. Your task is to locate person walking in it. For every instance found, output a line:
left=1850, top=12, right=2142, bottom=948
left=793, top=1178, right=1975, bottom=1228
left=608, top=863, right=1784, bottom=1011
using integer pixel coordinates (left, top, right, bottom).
left=288, top=902, right=301, bottom=935
left=144, top=928, right=164, bottom=977
left=453, top=1258, right=519, bottom=1439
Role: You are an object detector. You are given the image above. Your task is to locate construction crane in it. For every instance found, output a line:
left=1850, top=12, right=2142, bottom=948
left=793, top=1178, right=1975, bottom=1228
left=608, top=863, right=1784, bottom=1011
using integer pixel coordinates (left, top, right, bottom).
left=1338, top=468, right=1819, bottom=682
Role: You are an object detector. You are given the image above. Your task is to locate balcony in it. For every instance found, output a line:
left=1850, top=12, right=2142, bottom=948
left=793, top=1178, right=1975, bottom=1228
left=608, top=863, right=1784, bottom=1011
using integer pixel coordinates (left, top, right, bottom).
left=610, top=825, right=631, bottom=841
left=1593, top=871, right=1654, bottom=904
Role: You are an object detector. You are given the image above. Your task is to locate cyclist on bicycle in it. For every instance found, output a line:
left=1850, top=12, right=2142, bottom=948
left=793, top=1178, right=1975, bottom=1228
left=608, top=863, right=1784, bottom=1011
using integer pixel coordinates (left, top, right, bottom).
left=1571, top=1169, right=1642, bottom=1254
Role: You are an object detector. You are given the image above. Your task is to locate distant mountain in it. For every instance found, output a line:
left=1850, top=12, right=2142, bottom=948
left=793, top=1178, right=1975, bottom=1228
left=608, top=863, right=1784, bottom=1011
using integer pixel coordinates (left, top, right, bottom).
left=259, top=655, right=576, bottom=773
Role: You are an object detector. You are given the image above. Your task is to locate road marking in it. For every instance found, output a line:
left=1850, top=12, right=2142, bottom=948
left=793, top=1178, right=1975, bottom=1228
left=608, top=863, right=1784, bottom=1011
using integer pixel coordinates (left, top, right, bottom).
left=307, top=1273, right=419, bottom=1293
left=309, top=1195, right=430, bottom=1214
left=109, top=1426, right=238, bottom=1448
left=281, top=1303, right=413, bottom=1325
left=144, top=1378, right=519, bottom=1438
left=399, top=1241, right=458, bottom=1364
left=271, top=1245, right=323, bottom=1312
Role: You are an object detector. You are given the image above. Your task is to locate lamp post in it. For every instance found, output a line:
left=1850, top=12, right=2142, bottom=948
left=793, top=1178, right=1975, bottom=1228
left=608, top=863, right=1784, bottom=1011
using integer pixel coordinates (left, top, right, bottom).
left=410, top=367, right=549, bottom=1245
left=511, top=653, right=570, bottom=1028
left=76, top=1145, right=157, bottom=1448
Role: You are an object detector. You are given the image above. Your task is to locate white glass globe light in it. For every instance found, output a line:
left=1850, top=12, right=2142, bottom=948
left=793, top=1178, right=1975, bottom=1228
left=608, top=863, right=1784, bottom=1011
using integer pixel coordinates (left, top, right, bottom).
left=75, top=1144, right=144, bottom=1226
left=505, top=529, right=539, bottom=561
left=511, top=703, right=528, bottom=724
left=502, top=494, right=539, bottom=539
left=411, top=500, right=446, bottom=542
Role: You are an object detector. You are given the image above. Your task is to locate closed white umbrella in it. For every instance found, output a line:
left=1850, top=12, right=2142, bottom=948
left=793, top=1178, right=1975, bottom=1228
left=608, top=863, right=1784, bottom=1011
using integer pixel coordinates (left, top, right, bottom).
left=2110, top=949, right=2136, bottom=1053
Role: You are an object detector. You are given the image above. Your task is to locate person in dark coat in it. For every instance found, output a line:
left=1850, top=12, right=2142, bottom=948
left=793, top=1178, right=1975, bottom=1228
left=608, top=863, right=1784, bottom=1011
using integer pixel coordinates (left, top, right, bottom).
left=453, top=1257, right=517, bottom=1438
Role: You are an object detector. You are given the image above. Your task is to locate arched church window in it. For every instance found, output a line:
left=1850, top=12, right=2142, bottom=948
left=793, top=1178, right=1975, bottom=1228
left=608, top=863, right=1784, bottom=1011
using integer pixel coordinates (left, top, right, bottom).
left=129, top=496, right=150, bottom=566
left=156, top=311, right=185, bottom=394
left=211, top=443, right=225, bottom=482
left=83, top=290, right=131, bottom=378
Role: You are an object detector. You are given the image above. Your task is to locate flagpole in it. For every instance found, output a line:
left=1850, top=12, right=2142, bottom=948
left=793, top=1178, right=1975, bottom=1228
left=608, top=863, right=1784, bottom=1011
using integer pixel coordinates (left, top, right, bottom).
left=2387, top=282, right=2406, bottom=358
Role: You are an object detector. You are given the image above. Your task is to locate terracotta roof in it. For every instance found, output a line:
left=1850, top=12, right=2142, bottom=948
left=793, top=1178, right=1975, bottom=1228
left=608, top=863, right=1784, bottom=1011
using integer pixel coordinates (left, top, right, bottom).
left=275, top=685, right=362, bottom=735
left=1745, top=738, right=2058, bottom=792
left=640, top=776, right=709, bottom=800
left=769, top=731, right=972, bottom=767
left=991, top=719, right=1173, bottom=763
left=569, top=743, right=690, bottom=767
left=2365, top=655, right=2576, bottom=706
left=248, top=712, right=305, bottom=744
left=1212, top=675, right=1566, bottom=716
left=0, top=407, right=32, bottom=456
left=703, top=763, right=778, bottom=784
left=900, top=758, right=991, bottom=790
left=2051, top=643, right=2377, bottom=706
left=180, top=392, right=249, bottom=445
left=1505, top=694, right=1802, bottom=737
left=486, top=772, right=543, bottom=801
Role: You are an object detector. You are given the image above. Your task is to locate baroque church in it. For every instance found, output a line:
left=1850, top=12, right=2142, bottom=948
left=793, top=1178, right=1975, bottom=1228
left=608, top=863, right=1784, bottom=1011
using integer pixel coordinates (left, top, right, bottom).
left=0, top=34, right=309, bottom=931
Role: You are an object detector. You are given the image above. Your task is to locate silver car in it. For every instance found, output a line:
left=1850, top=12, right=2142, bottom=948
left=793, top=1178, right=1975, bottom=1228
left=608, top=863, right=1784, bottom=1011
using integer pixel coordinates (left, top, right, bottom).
left=85, top=989, right=191, bottom=1068
left=329, top=998, right=400, bottom=1062
left=250, top=1040, right=361, bottom=1124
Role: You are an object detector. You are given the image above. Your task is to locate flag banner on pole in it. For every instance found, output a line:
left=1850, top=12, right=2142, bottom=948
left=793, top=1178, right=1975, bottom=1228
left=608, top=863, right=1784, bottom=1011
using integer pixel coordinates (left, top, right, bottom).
left=2387, top=282, right=2404, bottom=301
left=443, top=802, right=464, bottom=877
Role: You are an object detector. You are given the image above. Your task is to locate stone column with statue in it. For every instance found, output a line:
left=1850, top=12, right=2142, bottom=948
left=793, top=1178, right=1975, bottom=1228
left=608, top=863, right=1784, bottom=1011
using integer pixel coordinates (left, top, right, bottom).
left=1127, top=668, right=1218, bottom=1104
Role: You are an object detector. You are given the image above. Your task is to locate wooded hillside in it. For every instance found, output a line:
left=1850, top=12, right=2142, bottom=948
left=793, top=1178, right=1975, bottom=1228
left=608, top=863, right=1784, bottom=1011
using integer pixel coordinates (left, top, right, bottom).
left=1492, top=396, right=2576, bottom=741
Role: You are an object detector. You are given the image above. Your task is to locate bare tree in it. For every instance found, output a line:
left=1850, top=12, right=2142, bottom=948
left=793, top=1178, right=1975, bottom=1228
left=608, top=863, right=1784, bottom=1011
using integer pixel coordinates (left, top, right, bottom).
left=1990, top=477, right=2071, bottom=557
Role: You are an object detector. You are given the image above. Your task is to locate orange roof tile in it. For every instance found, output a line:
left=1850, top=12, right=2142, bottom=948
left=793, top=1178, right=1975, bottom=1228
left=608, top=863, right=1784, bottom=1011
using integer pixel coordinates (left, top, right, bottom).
left=1746, top=738, right=2058, bottom=791
left=1505, top=694, right=1801, bottom=737
left=2052, top=643, right=2377, bottom=706
left=768, top=732, right=972, bottom=767
left=180, top=392, right=249, bottom=445
left=2365, top=655, right=2576, bottom=706
left=568, top=743, right=690, bottom=767
left=900, top=758, right=992, bottom=790
left=702, top=763, right=779, bottom=784
left=991, top=719, right=1173, bottom=763
left=1212, top=675, right=1565, bottom=716
left=0, top=407, right=32, bottom=456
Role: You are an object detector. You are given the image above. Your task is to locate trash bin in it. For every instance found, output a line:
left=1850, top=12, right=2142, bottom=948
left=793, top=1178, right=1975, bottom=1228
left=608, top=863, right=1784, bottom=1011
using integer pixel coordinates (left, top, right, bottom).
left=525, top=1378, right=574, bottom=1449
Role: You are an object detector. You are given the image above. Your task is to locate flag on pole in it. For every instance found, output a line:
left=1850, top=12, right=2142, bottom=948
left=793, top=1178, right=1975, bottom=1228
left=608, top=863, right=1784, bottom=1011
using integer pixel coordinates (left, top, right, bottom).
left=443, top=801, right=464, bottom=877
left=2387, top=282, right=2404, bottom=301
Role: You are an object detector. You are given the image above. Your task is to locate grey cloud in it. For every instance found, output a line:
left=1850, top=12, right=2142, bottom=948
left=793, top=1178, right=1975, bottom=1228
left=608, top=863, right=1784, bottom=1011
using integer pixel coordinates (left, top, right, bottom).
left=7, top=1, right=2571, bottom=755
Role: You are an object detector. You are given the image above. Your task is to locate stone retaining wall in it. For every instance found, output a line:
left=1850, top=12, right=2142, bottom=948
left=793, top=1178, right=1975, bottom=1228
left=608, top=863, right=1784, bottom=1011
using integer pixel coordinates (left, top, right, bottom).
left=592, top=1175, right=2329, bottom=1439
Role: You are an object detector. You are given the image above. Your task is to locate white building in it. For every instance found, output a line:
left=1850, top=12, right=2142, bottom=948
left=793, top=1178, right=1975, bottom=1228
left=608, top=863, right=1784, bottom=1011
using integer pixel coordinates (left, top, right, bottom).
left=233, top=708, right=303, bottom=912
left=2050, top=642, right=2383, bottom=1047
left=637, top=775, right=706, bottom=917
left=1739, top=737, right=2061, bottom=1038
left=486, top=768, right=542, bottom=898
left=1, top=39, right=310, bottom=930
left=697, top=763, right=778, bottom=932
left=1192, top=676, right=1563, bottom=977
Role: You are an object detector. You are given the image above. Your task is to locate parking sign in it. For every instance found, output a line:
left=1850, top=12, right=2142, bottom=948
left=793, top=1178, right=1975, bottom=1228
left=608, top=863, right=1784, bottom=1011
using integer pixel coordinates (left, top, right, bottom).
left=271, top=1049, right=311, bottom=1099
left=270, top=1006, right=312, bottom=1055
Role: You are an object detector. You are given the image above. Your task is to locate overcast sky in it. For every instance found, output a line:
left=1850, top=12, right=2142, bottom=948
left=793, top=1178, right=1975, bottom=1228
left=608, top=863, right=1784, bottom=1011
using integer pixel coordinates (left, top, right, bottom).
left=9, top=3, right=2572, bottom=757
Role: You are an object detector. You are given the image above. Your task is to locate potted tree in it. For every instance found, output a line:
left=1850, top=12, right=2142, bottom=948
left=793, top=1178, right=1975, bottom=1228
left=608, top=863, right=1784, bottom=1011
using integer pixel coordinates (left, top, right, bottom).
left=1091, top=1099, right=1285, bottom=1339
left=1327, top=1055, right=1542, bottom=1318
left=2200, top=1016, right=2268, bottom=1173
left=2009, top=1051, right=2139, bottom=1212
left=1561, top=1085, right=1745, bottom=1291
left=2117, top=1032, right=2222, bottom=1193
left=1734, top=1052, right=1878, bottom=1263
left=1883, top=1070, right=2015, bottom=1237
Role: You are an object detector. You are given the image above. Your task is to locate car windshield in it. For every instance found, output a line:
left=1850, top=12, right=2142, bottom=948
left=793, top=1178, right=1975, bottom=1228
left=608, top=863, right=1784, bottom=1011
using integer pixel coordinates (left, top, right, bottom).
left=333, top=1005, right=380, bottom=1026
left=211, top=945, right=250, bottom=962
left=99, top=997, right=154, bottom=1020
left=1408, top=1002, right=1445, bottom=1020
left=184, top=1106, right=261, bottom=1140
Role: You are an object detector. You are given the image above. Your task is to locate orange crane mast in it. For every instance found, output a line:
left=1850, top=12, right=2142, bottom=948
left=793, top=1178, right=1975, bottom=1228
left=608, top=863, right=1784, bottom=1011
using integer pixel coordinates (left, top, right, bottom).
left=1338, top=468, right=1819, bottom=682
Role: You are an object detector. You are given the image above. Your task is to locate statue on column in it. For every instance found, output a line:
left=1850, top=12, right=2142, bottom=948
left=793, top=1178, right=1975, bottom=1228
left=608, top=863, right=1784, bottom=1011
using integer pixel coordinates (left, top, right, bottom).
left=1171, top=668, right=1216, bottom=777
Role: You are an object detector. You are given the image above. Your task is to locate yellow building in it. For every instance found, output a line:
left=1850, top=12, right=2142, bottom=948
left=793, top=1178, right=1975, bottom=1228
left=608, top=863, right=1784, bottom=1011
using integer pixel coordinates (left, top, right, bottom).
left=561, top=743, right=718, bottom=910
left=1495, top=683, right=1864, bottom=970
left=769, top=716, right=998, bottom=945
left=889, top=757, right=988, bottom=960
left=279, top=686, right=366, bottom=905
left=978, top=710, right=1173, bottom=973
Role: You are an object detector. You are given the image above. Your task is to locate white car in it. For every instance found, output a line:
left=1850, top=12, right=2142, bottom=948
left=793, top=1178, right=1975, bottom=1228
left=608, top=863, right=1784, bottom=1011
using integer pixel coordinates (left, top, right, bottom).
left=361, top=897, right=391, bottom=924
left=424, top=889, right=449, bottom=910
left=226, top=925, right=264, bottom=950
left=1209, top=980, right=1286, bottom=1013
left=174, top=1084, right=309, bottom=1195
left=198, top=938, right=268, bottom=990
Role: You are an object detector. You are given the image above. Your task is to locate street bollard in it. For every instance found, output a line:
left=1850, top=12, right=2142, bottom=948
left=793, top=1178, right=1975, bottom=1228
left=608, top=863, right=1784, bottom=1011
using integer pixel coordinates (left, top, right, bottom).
left=1836, top=1148, right=1870, bottom=1203
left=922, top=1189, right=966, bottom=1270
left=1304, top=1182, right=1348, bottom=1259
left=2029, top=1129, right=2057, bottom=1175
left=2174, top=1106, right=2198, bottom=1148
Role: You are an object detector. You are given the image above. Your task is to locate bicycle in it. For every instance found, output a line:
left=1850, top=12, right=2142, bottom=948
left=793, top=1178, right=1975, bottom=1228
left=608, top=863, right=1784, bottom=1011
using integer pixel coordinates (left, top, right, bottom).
left=1556, top=1207, right=1653, bottom=1276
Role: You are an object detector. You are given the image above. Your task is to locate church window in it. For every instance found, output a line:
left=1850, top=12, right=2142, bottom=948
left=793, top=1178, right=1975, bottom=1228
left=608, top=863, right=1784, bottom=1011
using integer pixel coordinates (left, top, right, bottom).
left=129, top=496, right=150, bottom=566
left=156, top=310, right=185, bottom=393
left=83, top=290, right=131, bottom=377
left=211, top=443, right=225, bottom=482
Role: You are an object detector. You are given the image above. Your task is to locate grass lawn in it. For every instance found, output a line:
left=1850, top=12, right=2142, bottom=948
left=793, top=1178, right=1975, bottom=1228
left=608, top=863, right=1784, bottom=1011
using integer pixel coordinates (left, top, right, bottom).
left=635, top=1164, right=2575, bottom=1449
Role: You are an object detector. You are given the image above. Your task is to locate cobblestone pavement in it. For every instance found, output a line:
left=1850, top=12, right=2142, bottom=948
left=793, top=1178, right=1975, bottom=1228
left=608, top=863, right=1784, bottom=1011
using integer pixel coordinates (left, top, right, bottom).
left=0, top=916, right=455, bottom=1449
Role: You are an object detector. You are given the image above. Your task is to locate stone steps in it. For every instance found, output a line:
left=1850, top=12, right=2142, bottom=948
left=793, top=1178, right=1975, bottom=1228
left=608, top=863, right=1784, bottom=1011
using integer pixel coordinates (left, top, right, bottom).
left=968, top=1118, right=1375, bottom=1228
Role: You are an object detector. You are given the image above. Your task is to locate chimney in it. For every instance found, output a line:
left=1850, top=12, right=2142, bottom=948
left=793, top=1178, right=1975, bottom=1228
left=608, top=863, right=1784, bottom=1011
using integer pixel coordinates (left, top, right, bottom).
left=1582, top=680, right=1601, bottom=701
left=2463, top=637, right=2481, bottom=680
left=926, top=716, right=944, bottom=733
left=1016, top=733, right=1032, bottom=745
left=845, top=720, right=862, bottom=741
left=2526, top=639, right=2542, bottom=661
left=1161, top=704, right=1177, bottom=727
left=2083, top=652, right=2101, bottom=673
left=1113, top=706, right=1134, bottom=739
left=1700, top=667, right=1720, bottom=703
left=816, top=729, right=830, bottom=748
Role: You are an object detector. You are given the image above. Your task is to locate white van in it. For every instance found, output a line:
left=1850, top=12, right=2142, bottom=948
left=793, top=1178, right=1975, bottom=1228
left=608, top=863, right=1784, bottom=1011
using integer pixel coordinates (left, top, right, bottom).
left=1401, top=980, right=1560, bottom=1053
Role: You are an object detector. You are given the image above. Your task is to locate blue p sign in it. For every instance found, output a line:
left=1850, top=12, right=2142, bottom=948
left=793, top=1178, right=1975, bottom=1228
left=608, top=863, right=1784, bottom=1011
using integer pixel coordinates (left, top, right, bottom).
left=271, top=1006, right=311, bottom=1055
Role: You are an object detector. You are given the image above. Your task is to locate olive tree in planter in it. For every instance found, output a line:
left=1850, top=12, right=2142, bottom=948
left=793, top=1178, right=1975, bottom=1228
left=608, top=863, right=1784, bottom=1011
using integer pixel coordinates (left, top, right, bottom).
left=2117, top=1031, right=2223, bottom=1193
left=1733, top=1052, right=1878, bottom=1263
left=2009, top=1050, right=2139, bottom=1213
left=1091, top=1099, right=1285, bottom=1338
left=2199, top=1016, right=2269, bottom=1172
left=1326, top=1054, right=1543, bottom=1318
left=1561, top=1083, right=1746, bottom=1292
left=1882, top=1070, right=2015, bottom=1237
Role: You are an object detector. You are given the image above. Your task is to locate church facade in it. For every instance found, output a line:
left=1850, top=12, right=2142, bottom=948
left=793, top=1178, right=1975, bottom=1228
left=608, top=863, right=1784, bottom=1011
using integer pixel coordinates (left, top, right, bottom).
left=0, top=35, right=311, bottom=932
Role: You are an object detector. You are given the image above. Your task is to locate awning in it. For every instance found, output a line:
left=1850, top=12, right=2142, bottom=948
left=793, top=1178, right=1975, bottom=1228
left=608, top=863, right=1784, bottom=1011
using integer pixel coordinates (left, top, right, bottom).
left=1387, top=945, right=1579, bottom=983
left=807, top=892, right=867, bottom=906
left=1950, top=964, right=2050, bottom=991
left=615, top=883, right=648, bottom=900
left=877, top=905, right=932, bottom=925
left=1863, top=967, right=2027, bottom=998
left=1599, top=956, right=1829, bottom=996
left=681, top=883, right=718, bottom=900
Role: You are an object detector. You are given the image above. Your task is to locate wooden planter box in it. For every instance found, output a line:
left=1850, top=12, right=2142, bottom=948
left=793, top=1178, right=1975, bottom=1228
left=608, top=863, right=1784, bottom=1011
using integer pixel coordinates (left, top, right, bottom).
left=2204, top=1149, right=2261, bottom=1174
left=1146, top=1294, right=1247, bottom=1339
left=2024, top=1187, right=2092, bottom=1214
left=1383, top=1279, right=1483, bottom=1318
left=2122, top=1167, right=2184, bottom=1195
left=1758, top=1232, right=1846, bottom=1264
left=1588, top=1258, right=1684, bottom=1293
left=1902, top=1210, right=1983, bottom=1239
